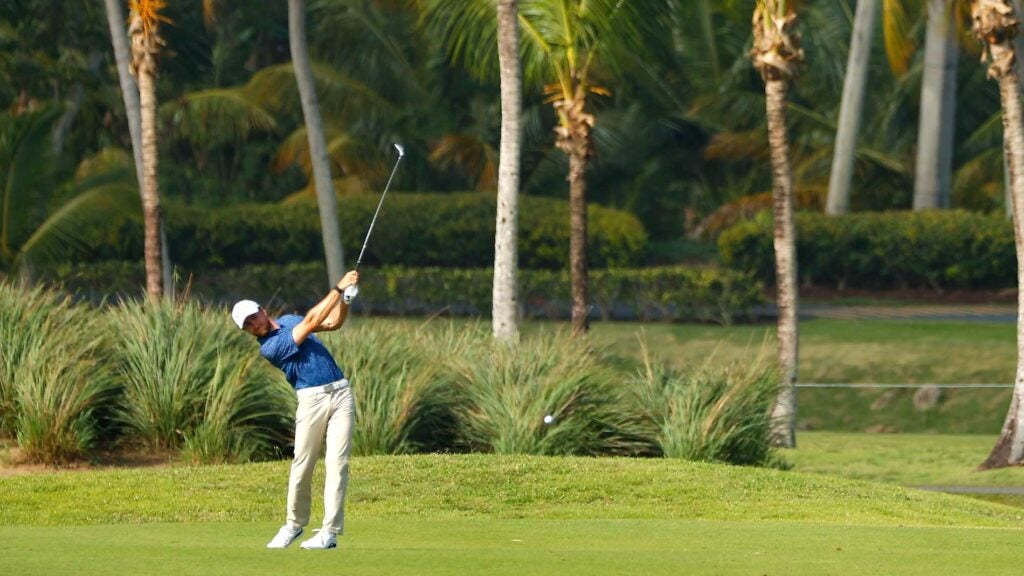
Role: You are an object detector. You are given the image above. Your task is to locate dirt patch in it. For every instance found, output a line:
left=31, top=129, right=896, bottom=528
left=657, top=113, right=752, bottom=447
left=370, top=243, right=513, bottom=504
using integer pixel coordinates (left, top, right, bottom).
left=0, top=442, right=176, bottom=477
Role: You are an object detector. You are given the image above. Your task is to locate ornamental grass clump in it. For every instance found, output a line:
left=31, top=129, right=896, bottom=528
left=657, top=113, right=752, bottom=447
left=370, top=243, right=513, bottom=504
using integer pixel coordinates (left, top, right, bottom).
left=629, top=344, right=785, bottom=467
left=107, top=297, right=292, bottom=461
left=0, top=282, right=118, bottom=464
left=181, top=356, right=294, bottom=464
left=448, top=329, right=643, bottom=456
left=323, top=320, right=459, bottom=455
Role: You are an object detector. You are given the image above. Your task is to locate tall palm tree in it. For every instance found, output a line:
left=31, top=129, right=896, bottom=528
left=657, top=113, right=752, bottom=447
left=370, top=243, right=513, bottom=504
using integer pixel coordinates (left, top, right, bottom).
left=751, top=0, right=804, bottom=448
left=972, top=0, right=1024, bottom=470
left=913, top=0, right=959, bottom=210
left=106, top=0, right=173, bottom=297
left=421, top=0, right=649, bottom=335
left=288, top=0, right=345, bottom=285
left=128, top=0, right=168, bottom=299
left=493, top=0, right=521, bottom=343
left=827, top=0, right=920, bottom=214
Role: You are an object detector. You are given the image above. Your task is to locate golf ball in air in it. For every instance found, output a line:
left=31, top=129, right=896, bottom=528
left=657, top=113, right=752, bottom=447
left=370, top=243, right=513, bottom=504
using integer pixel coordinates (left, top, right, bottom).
left=543, top=415, right=555, bottom=424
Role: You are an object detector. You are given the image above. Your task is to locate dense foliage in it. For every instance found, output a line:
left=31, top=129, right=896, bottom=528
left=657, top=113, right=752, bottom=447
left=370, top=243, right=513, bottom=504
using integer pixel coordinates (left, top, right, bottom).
left=718, top=210, right=1016, bottom=290
left=0, top=0, right=1010, bottom=264
left=43, top=262, right=763, bottom=324
left=67, top=193, right=647, bottom=270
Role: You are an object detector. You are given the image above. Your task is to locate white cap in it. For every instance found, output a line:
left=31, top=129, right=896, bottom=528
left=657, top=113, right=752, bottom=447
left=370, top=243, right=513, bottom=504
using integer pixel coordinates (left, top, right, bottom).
left=231, top=300, right=260, bottom=329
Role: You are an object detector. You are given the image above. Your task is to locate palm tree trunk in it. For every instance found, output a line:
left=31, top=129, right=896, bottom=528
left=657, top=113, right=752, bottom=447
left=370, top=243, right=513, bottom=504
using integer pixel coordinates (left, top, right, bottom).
left=913, top=0, right=958, bottom=210
left=826, top=0, right=878, bottom=215
left=104, top=0, right=144, bottom=189
left=493, top=0, right=521, bottom=343
left=982, top=65, right=1024, bottom=469
left=765, top=78, right=799, bottom=448
left=288, top=0, right=345, bottom=285
left=106, top=0, right=173, bottom=297
left=136, top=50, right=163, bottom=299
left=568, top=150, right=589, bottom=335
left=974, top=0, right=1024, bottom=468
left=53, top=51, right=102, bottom=155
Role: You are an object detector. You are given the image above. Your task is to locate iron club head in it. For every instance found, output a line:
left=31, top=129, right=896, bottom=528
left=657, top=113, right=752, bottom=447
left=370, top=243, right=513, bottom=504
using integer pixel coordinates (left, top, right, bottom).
left=394, top=143, right=405, bottom=158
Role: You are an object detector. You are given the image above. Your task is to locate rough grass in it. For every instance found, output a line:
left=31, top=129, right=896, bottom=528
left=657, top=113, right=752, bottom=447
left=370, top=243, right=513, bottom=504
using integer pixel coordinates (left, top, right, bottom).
left=1, top=455, right=1021, bottom=528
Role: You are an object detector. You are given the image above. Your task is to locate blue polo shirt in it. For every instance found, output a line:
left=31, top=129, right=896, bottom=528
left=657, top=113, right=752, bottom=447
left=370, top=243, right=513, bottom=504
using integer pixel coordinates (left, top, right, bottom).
left=258, top=314, right=344, bottom=391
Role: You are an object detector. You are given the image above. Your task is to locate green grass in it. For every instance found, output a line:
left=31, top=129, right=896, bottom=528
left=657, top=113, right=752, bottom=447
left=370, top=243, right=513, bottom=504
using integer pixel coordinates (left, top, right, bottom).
left=3, top=519, right=1022, bottom=576
left=2, top=455, right=1023, bottom=575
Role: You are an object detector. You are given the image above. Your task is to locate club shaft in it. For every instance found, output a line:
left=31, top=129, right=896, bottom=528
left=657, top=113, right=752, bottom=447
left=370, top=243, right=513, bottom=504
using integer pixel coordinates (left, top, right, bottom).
left=355, top=152, right=404, bottom=271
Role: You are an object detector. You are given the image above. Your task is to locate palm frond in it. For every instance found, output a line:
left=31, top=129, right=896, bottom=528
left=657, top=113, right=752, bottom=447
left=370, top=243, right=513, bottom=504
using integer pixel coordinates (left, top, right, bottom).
left=0, top=107, right=60, bottom=266
left=161, top=87, right=278, bottom=150
left=429, top=134, right=498, bottom=191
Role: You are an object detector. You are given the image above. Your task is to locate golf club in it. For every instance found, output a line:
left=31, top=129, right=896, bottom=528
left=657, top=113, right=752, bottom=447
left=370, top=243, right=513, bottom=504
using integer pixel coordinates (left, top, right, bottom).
left=343, top=143, right=405, bottom=304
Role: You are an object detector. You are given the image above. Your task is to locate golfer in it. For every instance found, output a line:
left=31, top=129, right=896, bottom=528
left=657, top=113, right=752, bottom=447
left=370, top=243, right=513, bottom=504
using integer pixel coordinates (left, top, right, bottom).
left=231, top=270, right=360, bottom=550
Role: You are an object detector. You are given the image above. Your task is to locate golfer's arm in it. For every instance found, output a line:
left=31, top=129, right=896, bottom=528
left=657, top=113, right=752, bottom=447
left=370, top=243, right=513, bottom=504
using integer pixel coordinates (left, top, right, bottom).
left=315, top=298, right=350, bottom=333
left=292, top=290, right=343, bottom=345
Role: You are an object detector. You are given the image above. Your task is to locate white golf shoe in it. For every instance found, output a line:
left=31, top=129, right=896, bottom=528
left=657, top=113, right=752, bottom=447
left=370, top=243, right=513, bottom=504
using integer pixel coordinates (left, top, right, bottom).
left=266, top=525, right=304, bottom=549
left=300, top=530, right=337, bottom=550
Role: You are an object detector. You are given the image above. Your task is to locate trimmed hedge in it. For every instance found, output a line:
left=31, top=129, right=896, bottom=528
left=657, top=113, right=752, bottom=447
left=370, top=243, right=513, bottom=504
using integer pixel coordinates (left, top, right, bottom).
left=72, top=193, right=647, bottom=270
left=718, top=210, right=1016, bottom=290
left=44, top=262, right=764, bottom=325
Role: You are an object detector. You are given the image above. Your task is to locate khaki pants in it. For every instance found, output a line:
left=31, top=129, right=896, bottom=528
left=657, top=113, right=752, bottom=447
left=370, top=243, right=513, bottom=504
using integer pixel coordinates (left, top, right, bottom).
left=287, top=380, right=355, bottom=534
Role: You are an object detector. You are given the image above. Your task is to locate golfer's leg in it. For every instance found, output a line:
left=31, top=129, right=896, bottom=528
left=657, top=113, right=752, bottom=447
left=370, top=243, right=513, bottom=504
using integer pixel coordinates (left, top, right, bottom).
left=323, top=386, right=355, bottom=534
left=287, top=393, right=329, bottom=528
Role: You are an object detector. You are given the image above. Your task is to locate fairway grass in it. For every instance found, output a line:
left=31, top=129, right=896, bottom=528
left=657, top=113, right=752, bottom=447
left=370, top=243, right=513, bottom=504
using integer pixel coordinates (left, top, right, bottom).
left=2, top=519, right=1021, bottom=576
left=3, top=455, right=1023, bottom=574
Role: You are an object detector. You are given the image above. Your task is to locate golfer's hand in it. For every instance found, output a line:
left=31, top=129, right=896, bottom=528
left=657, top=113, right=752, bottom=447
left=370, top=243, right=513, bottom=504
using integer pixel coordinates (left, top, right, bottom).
left=336, top=271, right=359, bottom=291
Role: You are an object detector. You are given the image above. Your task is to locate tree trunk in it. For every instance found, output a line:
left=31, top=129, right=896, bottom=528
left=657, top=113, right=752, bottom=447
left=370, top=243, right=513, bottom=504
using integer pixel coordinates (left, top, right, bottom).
left=765, top=78, right=799, bottom=448
left=288, top=0, right=345, bottom=285
left=53, top=51, right=103, bottom=155
left=982, top=67, right=1024, bottom=469
left=568, top=150, right=589, bottom=335
left=914, top=0, right=959, bottom=210
left=826, top=0, right=878, bottom=215
left=136, top=52, right=163, bottom=299
left=493, top=0, right=521, bottom=343
left=107, top=0, right=173, bottom=297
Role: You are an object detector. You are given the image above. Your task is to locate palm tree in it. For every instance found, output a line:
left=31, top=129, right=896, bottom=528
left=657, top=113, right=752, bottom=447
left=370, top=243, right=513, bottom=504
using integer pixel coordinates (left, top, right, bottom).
left=105, top=0, right=175, bottom=298
left=493, top=0, right=521, bottom=343
left=826, top=0, right=879, bottom=215
left=972, top=0, right=1024, bottom=470
left=913, top=0, right=959, bottom=210
left=751, top=0, right=804, bottom=448
left=288, top=0, right=346, bottom=285
left=827, top=0, right=921, bottom=214
left=421, top=0, right=650, bottom=335
left=128, top=0, right=168, bottom=299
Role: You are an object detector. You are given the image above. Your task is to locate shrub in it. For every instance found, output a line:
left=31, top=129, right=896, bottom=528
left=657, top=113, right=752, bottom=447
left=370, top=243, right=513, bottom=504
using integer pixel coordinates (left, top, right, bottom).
left=320, top=321, right=457, bottom=455
left=446, top=329, right=645, bottom=455
left=0, top=283, right=118, bottom=464
left=181, top=357, right=294, bottom=465
left=68, top=193, right=648, bottom=270
left=627, top=345, right=785, bottom=467
left=106, top=298, right=294, bottom=460
left=45, top=263, right=764, bottom=324
left=718, top=210, right=1016, bottom=290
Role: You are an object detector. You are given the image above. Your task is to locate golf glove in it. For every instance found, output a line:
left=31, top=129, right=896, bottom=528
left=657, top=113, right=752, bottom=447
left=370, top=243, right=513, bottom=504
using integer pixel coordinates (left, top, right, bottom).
left=343, top=285, right=359, bottom=304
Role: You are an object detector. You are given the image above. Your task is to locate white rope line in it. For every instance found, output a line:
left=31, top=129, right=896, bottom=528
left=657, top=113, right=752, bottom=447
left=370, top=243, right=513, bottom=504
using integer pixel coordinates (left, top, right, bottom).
left=794, top=383, right=1014, bottom=389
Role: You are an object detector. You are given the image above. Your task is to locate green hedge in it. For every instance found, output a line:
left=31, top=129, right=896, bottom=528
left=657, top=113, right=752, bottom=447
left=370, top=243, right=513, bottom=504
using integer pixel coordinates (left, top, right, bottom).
left=72, top=193, right=647, bottom=270
left=718, top=210, right=1016, bottom=289
left=44, top=262, right=764, bottom=325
